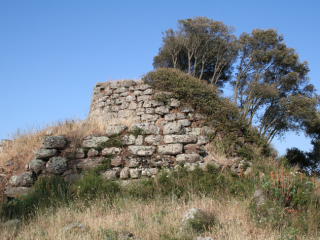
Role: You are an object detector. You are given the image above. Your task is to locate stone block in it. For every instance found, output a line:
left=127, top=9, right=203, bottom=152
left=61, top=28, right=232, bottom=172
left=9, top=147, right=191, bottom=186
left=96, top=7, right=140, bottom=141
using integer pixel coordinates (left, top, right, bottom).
left=164, top=113, right=176, bottom=121
left=178, top=119, right=191, bottom=127
left=157, top=144, right=183, bottom=155
left=129, top=123, right=160, bottom=135
left=121, top=134, right=136, bottom=145
left=163, top=135, right=198, bottom=144
left=129, top=169, right=141, bottom=179
left=46, top=156, right=68, bottom=174
left=118, top=109, right=136, bottom=118
left=29, top=159, right=46, bottom=174
left=105, top=124, right=128, bottom=137
left=42, top=136, right=68, bottom=149
left=9, top=172, right=36, bottom=187
left=5, top=187, right=32, bottom=198
left=87, top=148, right=99, bottom=157
left=128, top=146, right=156, bottom=156
left=141, top=114, right=160, bottom=122
left=155, top=106, right=170, bottom=115
left=135, top=135, right=144, bottom=145
left=82, top=135, right=109, bottom=148
left=163, top=122, right=184, bottom=135
left=137, top=84, right=151, bottom=90
left=102, top=147, right=122, bottom=155
left=120, top=167, right=130, bottom=179
left=144, top=135, right=163, bottom=145
left=34, top=149, right=58, bottom=160
left=176, top=154, right=201, bottom=163
left=197, top=135, right=209, bottom=145
left=137, top=95, right=152, bottom=102
left=110, top=156, right=122, bottom=167
left=148, top=155, right=173, bottom=167
left=69, top=158, right=105, bottom=170
left=126, top=95, right=136, bottom=102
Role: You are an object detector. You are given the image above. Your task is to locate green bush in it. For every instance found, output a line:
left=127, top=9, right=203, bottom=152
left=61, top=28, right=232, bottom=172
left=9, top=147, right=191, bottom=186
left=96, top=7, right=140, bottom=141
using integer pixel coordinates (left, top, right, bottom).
left=128, top=126, right=145, bottom=137
left=72, top=170, right=120, bottom=201
left=98, top=135, right=122, bottom=150
left=142, top=68, right=240, bottom=130
left=0, top=176, right=69, bottom=220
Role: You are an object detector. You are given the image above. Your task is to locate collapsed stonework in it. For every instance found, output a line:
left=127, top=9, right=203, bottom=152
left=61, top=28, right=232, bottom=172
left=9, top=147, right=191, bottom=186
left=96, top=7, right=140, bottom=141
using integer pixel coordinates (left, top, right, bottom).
left=3, top=79, right=252, bottom=198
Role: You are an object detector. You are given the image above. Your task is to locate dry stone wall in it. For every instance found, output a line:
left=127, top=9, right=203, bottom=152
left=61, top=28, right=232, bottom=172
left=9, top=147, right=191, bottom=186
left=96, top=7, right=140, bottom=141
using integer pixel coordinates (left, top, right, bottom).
left=3, top=79, right=252, bottom=198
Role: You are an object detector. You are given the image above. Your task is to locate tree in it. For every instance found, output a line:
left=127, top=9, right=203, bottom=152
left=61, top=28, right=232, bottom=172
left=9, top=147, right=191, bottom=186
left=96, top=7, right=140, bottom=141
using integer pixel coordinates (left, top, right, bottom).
left=153, top=17, right=239, bottom=87
left=232, top=28, right=318, bottom=142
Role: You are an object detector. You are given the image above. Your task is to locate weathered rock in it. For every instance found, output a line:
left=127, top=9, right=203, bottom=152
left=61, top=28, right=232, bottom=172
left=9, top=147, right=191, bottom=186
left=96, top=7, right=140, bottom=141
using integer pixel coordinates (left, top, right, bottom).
left=120, top=167, right=130, bottom=179
left=42, top=136, right=68, bottom=149
left=129, top=123, right=160, bottom=135
left=2, top=219, right=20, bottom=228
left=176, top=113, right=186, bottom=119
left=82, top=135, right=109, bottom=148
left=102, top=168, right=121, bottom=179
left=186, top=128, right=202, bottom=135
left=87, top=148, right=99, bottom=157
left=195, top=237, right=215, bottom=240
left=105, top=124, right=128, bottom=137
left=253, top=189, right=266, bottom=206
left=129, top=169, right=141, bottom=179
left=101, top=147, right=122, bottom=155
left=62, top=222, right=86, bottom=232
left=137, top=95, right=152, bottom=102
left=163, top=135, right=198, bottom=144
left=124, top=156, right=143, bottom=168
left=137, top=84, right=151, bottom=91
left=178, top=119, right=191, bottom=127
left=111, top=156, right=123, bottom=167
left=121, top=134, right=136, bottom=145
left=29, top=158, right=46, bottom=174
left=46, top=156, right=68, bottom=174
left=181, top=208, right=202, bottom=225
left=176, top=154, right=201, bottom=163
left=184, top=144, right=206, bottom=154
left=197, top=135, right=209, bottom=145
left=128, top=146, right=156, bottom=156
left=148, top=155, right=173, bottom=167
left=158, top=144, right=183, bottom=155
left=163, top=122, right=184, bottom=135
left=144, top=135, right=163, bottom=145
left=180, top=106, right=194, bottom=113
left=9, top=172, right=35, bottom=187
left=118, top=110, right=136, bottom=118
left=164, top=113, right=176, bottom=121
left=155, top=106, right=170, bottom=115
left=69, top=158, right=105, bottom=170
left=121, top=79, right=136, bottom=87
left=143, top=88, right=154, bottom=95
left=34, top=149, right=58, bottom=159
left=141, top=114, right=160, bottom=122
left=135, top=135, right=144, bottom=145
left=62, top=148, right=86, bottom=159
left=202, top=126, right=216, bottom=135
left=5, top=187, right=32, bottom=198
left=170, top=98, right=180, bottom=107
left=141, top=168, right=159, bottom=177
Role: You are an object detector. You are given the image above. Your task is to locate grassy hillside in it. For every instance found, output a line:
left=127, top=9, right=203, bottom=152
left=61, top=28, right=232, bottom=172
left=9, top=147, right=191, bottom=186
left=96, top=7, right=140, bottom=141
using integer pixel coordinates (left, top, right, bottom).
left=1, top=70, right=320, bottom=239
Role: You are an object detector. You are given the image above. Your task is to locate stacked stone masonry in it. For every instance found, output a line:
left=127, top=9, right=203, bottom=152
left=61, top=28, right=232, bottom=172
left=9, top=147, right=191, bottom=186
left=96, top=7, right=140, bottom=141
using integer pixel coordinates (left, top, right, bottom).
left=4, top=80, right=252, bottom=198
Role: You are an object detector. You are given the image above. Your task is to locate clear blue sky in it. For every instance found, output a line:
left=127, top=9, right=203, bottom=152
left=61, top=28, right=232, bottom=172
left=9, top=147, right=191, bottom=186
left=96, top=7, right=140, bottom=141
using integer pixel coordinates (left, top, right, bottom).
left=1, top=0, right=319, bottom=155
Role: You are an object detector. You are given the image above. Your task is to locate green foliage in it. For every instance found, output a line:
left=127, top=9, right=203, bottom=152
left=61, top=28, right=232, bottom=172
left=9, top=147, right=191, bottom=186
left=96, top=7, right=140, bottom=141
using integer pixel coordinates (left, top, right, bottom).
left=71, top=170, right=120, bottom=201
left=128, top=126, right=145, bottom=137
left=237, top=145, right=255, bottom=161
left=93, top=155, right=113, bottom=173
left=143, top=68, right=240, bottom=131
left=186, top=211, right=215, bottom=233
left=154, top=92, right=172, bottom=105
left=0, top=176, right=69, bottom=220
left=98, top=135, right=122, bottom=150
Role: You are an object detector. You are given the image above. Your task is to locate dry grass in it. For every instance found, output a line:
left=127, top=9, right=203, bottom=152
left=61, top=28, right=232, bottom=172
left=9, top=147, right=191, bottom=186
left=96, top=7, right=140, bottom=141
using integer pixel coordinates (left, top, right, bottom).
left=0, top=194, right=293, bottom=240
left=0, top=116, right=136, bottom=169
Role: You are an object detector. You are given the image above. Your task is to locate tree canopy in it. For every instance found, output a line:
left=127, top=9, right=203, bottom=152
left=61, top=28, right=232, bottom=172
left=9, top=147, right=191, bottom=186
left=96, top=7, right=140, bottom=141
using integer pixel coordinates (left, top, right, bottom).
left=153, top=17, right=238, bottom=87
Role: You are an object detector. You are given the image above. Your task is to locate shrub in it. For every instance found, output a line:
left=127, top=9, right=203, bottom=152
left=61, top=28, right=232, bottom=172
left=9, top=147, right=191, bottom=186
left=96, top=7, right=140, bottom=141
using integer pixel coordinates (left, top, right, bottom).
left=98, top=135, right=122, bottom=150
left=142, top=68, right=240, bottom=130
left=128, top=126, right=145, bottom=137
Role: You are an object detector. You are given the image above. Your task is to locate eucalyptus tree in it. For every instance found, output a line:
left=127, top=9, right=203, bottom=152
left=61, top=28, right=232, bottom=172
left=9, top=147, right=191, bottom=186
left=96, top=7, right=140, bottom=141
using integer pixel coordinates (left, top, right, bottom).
left=233, top=28, right=318, bottom=142
left=153, top=17, right=239, bottom=87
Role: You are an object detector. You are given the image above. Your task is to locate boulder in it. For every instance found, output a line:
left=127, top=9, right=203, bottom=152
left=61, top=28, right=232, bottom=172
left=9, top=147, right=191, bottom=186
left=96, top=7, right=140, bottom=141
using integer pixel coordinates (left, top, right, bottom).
left=82, top=135, right=109, bottom=148
left=110, top=156, right=123, bottom=167
left=29, top=158, right=46, bottom=174
left=9, top=172, right=35, bottom=187
left=34, top=149, right=58, bottom=159
left=102, top=147, right=122, bottom=155
left=5, top=187, right=33, bottom=198
left=46, top=156, right=68, bottom=174
left=163, top=122, right=184, bottom=135
left=42, top=136, right=68, bottom=149
left=2, top=219, right=20, bottom=228
left=253, top=189, right=266, bottom=206
left=105, top=124, right=128, bottom=137
left=128, top=146, right=156, bottom=156
left=61, top=223, right=86, bottom=232
left=120, top=167, right=130, bottom=179
left=144, top=135, right=163, bottom=145
left=163, top=135, right=197, bottom=144
left=129, top=123, right=160, bottom=135
left=155, top=106, right=170, bottom=115
left=181, top=208, right=202, bottom=225
left=176, top=154, right=201, bottom=163
left=121, top=134, right=136, bottom=145
left=69, top=158, right=105, bottom=170
left=87, top=148, right=99, bottom=157
left=158, top=144, right=183, bottom=155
